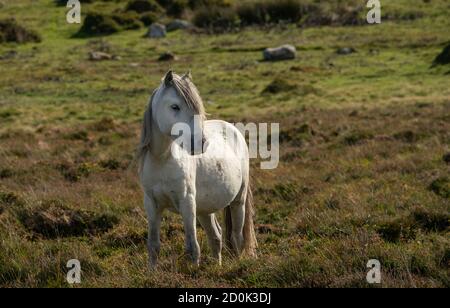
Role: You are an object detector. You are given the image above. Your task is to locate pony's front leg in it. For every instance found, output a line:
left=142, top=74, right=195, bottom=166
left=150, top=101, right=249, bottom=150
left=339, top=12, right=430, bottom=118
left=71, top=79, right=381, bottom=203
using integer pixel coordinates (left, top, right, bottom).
left=144, top=193, right=162, bottom=269
left=180, top=194, right=201, bottom=266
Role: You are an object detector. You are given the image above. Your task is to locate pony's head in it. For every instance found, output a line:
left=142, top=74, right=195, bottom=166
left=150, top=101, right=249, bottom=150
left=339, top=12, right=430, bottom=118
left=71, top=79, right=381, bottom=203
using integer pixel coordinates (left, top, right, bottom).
left=138, top=71, right=206, bottom=162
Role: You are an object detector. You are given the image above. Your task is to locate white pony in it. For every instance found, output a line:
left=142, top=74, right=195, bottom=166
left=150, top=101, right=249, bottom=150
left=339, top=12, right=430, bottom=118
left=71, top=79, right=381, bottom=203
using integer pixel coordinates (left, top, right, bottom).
left=137, top=71, right=257, bottom=267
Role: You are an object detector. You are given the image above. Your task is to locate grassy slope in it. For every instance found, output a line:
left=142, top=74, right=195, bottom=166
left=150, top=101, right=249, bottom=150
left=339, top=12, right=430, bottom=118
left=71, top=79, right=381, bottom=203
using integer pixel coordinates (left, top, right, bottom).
left=0, top=0, right=449, bottom=287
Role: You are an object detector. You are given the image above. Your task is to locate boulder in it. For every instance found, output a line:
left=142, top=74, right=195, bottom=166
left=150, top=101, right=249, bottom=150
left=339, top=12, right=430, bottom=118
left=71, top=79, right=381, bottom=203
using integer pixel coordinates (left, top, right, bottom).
left=263, top=44, right=296, bottom=61
left=147, top=23, right=166, bottom=38
left=166, top=19, right=192, bottom=32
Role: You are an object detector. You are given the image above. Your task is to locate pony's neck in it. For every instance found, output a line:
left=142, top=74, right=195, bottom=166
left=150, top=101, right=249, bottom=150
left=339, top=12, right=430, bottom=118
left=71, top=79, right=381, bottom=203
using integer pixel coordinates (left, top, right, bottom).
left=149, top=121, right=173, bottom=160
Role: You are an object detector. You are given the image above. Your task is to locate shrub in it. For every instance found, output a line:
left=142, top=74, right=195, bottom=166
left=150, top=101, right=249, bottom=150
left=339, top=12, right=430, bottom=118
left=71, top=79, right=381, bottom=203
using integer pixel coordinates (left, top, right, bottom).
left=112, top=12, right=143, bottom=30
left=264, top=0, right=305, bottom=23
left=77, top=13, right=121, bottom=36
left=166, top=0, right=189, bottom=17
left=302, top=2, right=363, bottom=27
left=188, top=0, right=232, bottom=9
left=54, top=0, right=98, bottom=5
left=193, top=5, right=239, bottom=31
left=236, top=2, right=267, bottom=26
left=140, top=12, right=159, bottom=25
left=126, top=0, right=163, bottom=14
left=237, top=0, right=312, bottom=26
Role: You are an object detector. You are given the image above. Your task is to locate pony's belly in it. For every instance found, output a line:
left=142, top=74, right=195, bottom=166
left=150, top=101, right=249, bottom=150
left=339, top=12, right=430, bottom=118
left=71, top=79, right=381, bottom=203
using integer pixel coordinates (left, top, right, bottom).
left=196, top=185, right=240, bottom=214
left=195, top=157, right=243, bottom=214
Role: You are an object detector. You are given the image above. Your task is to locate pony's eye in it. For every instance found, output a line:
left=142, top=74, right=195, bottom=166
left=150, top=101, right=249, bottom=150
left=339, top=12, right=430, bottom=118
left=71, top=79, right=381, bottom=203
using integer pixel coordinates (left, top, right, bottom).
left=171, top=104, right=180, bottom=111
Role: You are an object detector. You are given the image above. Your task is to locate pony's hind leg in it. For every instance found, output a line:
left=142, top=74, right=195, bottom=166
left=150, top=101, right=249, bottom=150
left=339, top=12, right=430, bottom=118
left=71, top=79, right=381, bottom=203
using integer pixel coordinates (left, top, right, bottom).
left=198, top=214, right=222, bottom=265
left=229, top=203, right=245, bottom=256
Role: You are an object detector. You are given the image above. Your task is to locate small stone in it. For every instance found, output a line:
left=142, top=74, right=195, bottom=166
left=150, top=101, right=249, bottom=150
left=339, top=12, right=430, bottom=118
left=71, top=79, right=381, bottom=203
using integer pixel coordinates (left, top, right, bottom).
left=263, top=44, right=296, bottom=61
left=89, top=51, right=113, bottom=61
left=337, top=47, right=357, bottom=55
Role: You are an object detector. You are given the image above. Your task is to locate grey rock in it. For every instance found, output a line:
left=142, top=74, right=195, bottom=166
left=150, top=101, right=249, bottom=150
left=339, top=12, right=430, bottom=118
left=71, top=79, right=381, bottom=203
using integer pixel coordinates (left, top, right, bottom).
left=263, top=45, right=297, bottom=61
left=166, top=19, right=192, bottom=32
left=147, top=23, right=166, bottom=38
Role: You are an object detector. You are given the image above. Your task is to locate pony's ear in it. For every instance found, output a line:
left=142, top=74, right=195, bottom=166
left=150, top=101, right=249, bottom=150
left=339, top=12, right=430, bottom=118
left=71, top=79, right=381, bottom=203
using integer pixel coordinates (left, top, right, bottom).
left=182, top=70, right=192, bottom=81
left=164, top=70, right=174, bottom=86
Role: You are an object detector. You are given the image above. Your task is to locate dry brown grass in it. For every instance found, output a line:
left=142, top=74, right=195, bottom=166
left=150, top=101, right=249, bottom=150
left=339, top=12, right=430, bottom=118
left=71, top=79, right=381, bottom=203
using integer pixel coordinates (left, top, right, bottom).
left=1, top=100, right=448, bottom=287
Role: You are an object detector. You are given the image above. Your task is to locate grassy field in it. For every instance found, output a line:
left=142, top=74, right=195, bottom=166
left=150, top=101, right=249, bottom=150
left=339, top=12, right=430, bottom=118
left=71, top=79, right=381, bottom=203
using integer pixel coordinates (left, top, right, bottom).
left=0, top=0, right=449, bottom=287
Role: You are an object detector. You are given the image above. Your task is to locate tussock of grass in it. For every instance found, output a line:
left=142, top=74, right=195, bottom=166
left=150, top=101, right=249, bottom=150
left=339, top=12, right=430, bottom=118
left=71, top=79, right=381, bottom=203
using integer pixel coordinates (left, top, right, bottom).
left=99, top=159, right=122, bottom=170
left=343, top=130, right=374, bottom=146
left=0, top=19, right=41, bottom=43
left=262, top=78, right=297, bottom=94
left=262, top=79, right=317, bottom=97
left=0, top=168, right=13, bottom=179
left=429, top=177, right=450, bottom=199
left=443, top=153, right=450, bottom=164
left=16, top=199, right=119, bottom=239
left=90, top=117, right=117, bottom=132
left=377, top=208, right=449, bottom=243
left=0, top=191, right=23, bottom=207
left=432, top=43, right=450, bottom=67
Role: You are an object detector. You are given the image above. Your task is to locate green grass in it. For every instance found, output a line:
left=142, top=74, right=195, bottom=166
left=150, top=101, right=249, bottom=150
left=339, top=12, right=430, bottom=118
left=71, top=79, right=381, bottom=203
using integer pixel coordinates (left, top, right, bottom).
left=0, top=0, right=449, bottom=288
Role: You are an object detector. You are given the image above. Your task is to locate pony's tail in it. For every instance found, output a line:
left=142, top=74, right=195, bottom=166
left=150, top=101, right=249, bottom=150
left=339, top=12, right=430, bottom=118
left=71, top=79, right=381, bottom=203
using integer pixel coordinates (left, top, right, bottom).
left=224, top=183, right=258, bottom=257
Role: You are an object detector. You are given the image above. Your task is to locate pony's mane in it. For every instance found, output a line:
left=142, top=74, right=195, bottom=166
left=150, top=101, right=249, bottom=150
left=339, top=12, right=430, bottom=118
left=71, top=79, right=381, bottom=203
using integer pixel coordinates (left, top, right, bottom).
left=136, top=71, right=206, bottom=173
left=165, top=73, right=206, bottom=119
